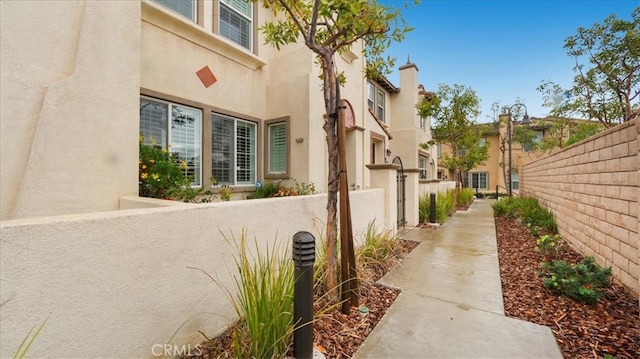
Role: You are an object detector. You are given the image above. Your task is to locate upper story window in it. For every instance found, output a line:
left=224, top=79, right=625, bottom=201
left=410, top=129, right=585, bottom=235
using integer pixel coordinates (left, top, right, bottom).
left=140, top=97, right=202, bottom=186
left=219, top=0, right=253, bottom=51
left=419, top=116, right=426, bottom=131
left=212, top=113, right=256, bottom=185
left=367, top=83, right=375, bottom=113
left=523, top=130, right=544, bottom=152
left=152, top=0, right=196, bottom=22
left=478, top=137, right=486, bottom=147
left=366, top=82, right=386, bottom=122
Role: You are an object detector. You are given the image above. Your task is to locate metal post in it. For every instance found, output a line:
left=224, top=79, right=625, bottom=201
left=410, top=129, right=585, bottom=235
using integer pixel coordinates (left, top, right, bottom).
left=507, top=109, right=513, bottom=197
left=429, top=193, right=437, bottom=224
left=495, top=185, right=499, bottom=199
left=292, top=231, right=315, bottom=359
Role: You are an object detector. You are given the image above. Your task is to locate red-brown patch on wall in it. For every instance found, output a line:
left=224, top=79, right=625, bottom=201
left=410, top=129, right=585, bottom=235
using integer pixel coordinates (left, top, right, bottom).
left=196, top=66, right=217, bottom=88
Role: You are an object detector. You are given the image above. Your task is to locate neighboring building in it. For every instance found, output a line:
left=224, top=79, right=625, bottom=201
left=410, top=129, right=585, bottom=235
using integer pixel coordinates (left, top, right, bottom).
left=437, top=115, right=599, bottom=194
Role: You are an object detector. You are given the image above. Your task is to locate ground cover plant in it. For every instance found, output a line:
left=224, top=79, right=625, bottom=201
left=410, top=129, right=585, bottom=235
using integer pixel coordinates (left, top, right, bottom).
left=493, top=197, right=639, bottom=358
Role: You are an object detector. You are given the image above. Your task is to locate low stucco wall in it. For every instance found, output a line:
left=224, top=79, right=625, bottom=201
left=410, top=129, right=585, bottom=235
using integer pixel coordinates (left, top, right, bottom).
left=419, top=180, right=456, bottom=196
left=0, top=189, right=385, bottom=358
left=521, top=119, right=639, bottom=297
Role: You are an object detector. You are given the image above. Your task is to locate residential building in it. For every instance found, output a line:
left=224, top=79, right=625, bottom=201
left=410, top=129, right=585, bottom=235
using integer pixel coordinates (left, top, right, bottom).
left=437, top=115, right=599, bottom=194
left=0, top=1, right=446, bottom=356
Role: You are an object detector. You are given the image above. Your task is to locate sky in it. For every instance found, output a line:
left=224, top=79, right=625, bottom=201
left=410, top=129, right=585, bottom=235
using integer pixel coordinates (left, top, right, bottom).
left=380, top=0, right=638, bottom=123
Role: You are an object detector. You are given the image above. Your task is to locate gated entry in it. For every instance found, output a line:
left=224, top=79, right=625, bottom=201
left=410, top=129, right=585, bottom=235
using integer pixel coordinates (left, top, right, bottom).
left=392, top=156, right=406, bottom=228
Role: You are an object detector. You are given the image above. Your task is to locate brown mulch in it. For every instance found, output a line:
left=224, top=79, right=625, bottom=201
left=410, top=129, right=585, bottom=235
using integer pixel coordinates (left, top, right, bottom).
left=188, top=211, right=639, bottom=359
left=188, top=239, right=419, bottom=359
left=496, top=216, right=640, bottom=359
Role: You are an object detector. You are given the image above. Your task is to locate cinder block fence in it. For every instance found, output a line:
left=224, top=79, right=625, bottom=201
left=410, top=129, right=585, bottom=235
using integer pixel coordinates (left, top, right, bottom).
left=521, top=118, right=639, bottom=300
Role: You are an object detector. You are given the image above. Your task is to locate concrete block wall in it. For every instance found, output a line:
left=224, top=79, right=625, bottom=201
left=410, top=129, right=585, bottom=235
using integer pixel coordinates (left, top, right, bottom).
left=521, top=119, right=639, bottom=297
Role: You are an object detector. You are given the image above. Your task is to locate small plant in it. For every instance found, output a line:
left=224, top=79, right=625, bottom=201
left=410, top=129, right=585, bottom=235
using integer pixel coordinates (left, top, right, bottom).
left=457, top=188, right=475, bottom=208
left=539, top=256, right=612, bottom=304
left=419, top=190, right=456, bottom=224
left=356, top=221, right=400, bottom=265
left=536, top=234, right=565, bottom=259
left=138, top=136, right=187, bottom=199
left=190, top=232, right=294, bottom=358
left=492, top=197, right=557, bottom=234
left=13, top=316, right=49, bottom=359
left=219, top=185, right=232, bottom=201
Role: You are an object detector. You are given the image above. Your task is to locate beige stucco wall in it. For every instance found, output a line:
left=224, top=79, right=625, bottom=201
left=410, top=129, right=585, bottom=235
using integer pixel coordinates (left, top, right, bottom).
left=521, top=119, right=639, bottom=297
left=0, top=189, right=385, bottom=358
left=0, top=0, right=140, bottom=220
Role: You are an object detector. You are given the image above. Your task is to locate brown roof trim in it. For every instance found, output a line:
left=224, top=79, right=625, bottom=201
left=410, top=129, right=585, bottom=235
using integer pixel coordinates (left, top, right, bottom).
left=370, top=75, right=399, bottom=94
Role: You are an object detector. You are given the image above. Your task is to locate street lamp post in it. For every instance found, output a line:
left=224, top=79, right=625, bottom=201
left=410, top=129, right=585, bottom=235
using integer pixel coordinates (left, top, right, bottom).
left=506, top=103, right=532, bottom=197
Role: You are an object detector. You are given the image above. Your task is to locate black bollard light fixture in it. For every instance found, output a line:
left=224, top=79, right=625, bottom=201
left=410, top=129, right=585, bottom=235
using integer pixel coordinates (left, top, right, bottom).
left=292, top=231, right=315, bottom=359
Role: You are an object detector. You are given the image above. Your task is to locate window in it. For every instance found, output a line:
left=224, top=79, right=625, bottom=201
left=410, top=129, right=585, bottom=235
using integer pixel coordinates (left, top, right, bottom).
left=140, top=97, right=202, bottom=186
left=523, top=130, right=543, bottom=152
left=419, top=116, right=426, bottom=131
left=377, top=90, right=385, bottom=122
left=367, top=82, right=386, bottom=122
left=367, top=82, right=375, bottom=113
left=152, top=0, right=196, bottom=21
left=267, top=121, right=287, bottom=175
left=478, top=137, right=486, bottom=147
left=219, top=0, right=252, bottom=50
left=419, top=155, right=429, bottom=179
left=469, top=172, right=488, bottom=190
left=511, top=171, right=519, bottom=190
left=436, top=142, right=441, bottom=157
left=212, top=113, right=256, bottom=185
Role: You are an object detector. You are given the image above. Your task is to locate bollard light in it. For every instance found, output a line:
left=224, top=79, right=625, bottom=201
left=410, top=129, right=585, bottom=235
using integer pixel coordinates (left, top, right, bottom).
left=292, top=231, right=315, bottom=359
left=429, top=193, right=437, bottom=224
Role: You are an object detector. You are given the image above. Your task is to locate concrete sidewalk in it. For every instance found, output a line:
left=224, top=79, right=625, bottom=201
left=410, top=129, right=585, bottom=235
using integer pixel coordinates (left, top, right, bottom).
left=353, top=199, right=563, bottom=359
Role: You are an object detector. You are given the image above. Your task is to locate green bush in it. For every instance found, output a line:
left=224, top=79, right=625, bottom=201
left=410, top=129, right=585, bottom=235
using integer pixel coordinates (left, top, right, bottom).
left=356, top=221, right=400, bottom=265
left=419, top=190, right=456, bottom=224
left=492, top=197, right=557, bottom=235
left=192, top=232, right=294, bottom=358
left=138, top=136, right=187, bottom=199
left=539, top=256, right=612, bottom=304
left=536, top=234, right=565, bottom=259
left=457, top=188, right=475, bottom=207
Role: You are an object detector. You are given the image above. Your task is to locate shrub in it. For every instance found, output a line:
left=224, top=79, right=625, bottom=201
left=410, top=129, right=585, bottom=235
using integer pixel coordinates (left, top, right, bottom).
left=492, top=197, right=557, bottom=235
left=356, top=221, right=400, bottom=265
left=191, top=232, right=294, bottom=358
left=251, top=180, right=318, bottom=199
left=536, top=234, right=565, bottom=259
left=138, top=136, right=187, bottom=199
left=419, top=190, right=456, bottom=224
left=457, top=188, right=475, bottom=208
left=539, top=256, right=612, bottom=304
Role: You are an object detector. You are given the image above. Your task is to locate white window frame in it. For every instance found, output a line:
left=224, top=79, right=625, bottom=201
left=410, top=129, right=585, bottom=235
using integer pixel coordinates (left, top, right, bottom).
left=478, top=137, right=486, bottom=147
left=469, top=172, right=488, bottom=191
left=265, top=119, right=288, bottom=177
left=377, top=89, right=385, bottom=122
left=419, top=116, right=426, bottom=131
left=139, top=96, right=203, bottom=186
left=367, top=82, right=375, bottom=113
left=219, top=0, right=253, bottom=51
left=511, top=171, right=519, bottom=190
left=418, top=155, right=429, bottom=179
left=152, top=0, right=197, bottom=22
left=211, top=113, right=257, bottom=186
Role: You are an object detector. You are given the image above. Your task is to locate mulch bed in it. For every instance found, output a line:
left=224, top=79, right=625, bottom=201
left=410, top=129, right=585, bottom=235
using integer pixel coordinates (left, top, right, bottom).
left=187, top=210, right=639, bottom=359
left=496, top=216, right=640, bottom=359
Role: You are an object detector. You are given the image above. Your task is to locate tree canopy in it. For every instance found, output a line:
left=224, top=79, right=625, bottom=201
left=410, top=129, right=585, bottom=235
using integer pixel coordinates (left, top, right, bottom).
left=417, top=84, right=488, bottom=185
left=539, top=8, right=639, bottom=127
left=257, top=0, right=414, bottom=306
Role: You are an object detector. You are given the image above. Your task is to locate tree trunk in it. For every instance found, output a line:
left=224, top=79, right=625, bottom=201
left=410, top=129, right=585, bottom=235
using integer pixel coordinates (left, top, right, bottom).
left=321, top=55, right=339, bottom=298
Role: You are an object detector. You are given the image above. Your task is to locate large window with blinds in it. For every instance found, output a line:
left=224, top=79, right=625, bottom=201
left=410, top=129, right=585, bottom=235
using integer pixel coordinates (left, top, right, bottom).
left=140, top=97, right=202, bottom=186
left=211, top=113, right=256, bottom=185
left=219, top=0, right=252, bottom=50
left=152, top=0, right=196, bottom=22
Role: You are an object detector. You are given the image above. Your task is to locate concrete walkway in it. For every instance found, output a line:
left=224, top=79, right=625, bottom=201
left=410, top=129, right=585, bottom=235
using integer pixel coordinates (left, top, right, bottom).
left=353, top=199, right=563, bottom=359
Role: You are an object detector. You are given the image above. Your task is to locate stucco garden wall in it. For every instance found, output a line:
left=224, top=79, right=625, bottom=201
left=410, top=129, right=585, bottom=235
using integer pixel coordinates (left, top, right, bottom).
left=0, top=1, right=140, bottom=220
left=521, top=119, right=639, bottom=297
left=0, top=189, right=385, bottom=358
